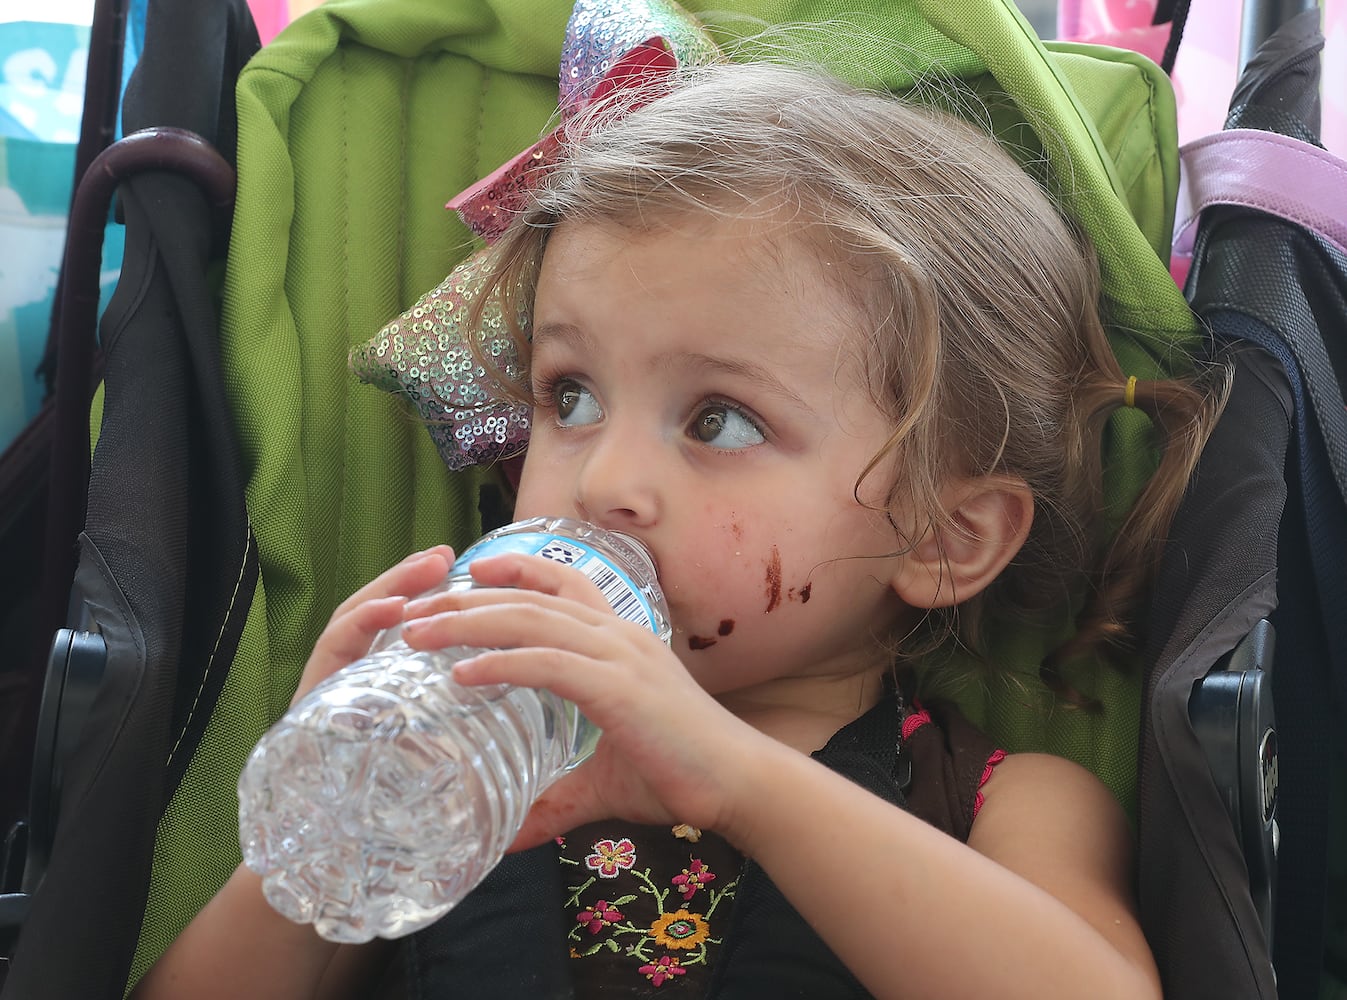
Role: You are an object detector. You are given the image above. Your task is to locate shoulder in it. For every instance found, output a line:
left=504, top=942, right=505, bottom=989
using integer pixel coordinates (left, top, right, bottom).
left=971, top=751, right=1128, bottom=841
left=969, top=753, right=1157, bottom=983
left=970, top=752, right=1132, bottom=865
left=966, top=754, right=1161, bottom=990
left=970, top=753, right=1145, bottom=939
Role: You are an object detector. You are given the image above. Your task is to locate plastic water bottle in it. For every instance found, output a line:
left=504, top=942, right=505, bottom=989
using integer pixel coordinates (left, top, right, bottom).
left=236, top=517, right=670, bottom=944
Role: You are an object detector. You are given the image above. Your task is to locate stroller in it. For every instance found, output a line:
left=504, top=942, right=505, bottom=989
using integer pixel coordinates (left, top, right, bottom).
left=3, top=0, right=1343, bottom=995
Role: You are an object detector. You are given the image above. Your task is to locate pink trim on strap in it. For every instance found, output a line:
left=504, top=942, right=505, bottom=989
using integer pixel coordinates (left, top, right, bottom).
left=901, top=704, right=932, bottom=742
left=973, top=748, right=1008, bottom=818
left=1173, top=129, right=1347, bottom=264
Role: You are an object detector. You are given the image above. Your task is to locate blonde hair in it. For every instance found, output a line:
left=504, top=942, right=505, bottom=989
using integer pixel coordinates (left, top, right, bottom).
left=472, top=61, right=1226, bottom=693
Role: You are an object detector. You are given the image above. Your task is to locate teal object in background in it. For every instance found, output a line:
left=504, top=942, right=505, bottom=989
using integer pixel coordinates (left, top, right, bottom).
left=0, top=2, right=140, bottom=453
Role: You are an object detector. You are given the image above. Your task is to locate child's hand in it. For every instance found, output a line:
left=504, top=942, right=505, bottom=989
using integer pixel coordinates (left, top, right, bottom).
left=400, top=552, right=764, bottom=848
left=291, top=546, right=457, bottom=707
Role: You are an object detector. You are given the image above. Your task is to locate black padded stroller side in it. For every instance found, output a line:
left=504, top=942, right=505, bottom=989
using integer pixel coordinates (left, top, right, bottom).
left=1197, top=11, right=1347, bottom=995
left=0, top=1, right=261, bottom=997
left=1142, top=7, right=1347, bottom=996
left=0, top=0, right=134, bottom=857
left=1137, top=344, right=1286, bottom=999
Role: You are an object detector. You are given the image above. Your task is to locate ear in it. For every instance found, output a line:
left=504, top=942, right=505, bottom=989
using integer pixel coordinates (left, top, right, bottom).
left=890, top=476, right=1034, bottom=610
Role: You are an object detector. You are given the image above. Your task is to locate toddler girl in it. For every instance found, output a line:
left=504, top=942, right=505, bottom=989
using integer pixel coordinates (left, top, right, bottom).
left=133, top=60, right=1222, bottom=999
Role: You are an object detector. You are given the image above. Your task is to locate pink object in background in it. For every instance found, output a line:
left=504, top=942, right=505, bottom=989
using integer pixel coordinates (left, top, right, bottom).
left=1325, top=2, right=1345, bottom=153
left=1058, top=0, right=1343, bottom=153
left=1057, top=0, right=1170, bottom=65
left=247, top=0, right=290, bottom=45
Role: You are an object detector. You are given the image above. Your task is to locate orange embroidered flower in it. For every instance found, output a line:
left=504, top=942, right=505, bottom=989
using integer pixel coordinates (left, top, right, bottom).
left=649, top=909, right=710, bottom=950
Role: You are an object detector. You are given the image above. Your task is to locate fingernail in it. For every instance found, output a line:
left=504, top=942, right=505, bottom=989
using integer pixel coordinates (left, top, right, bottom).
left=404, top=597, right=435, bottom=617
left=406, top=591, right=461, bottom=616
left=411, top=545, right=452, bottom=561
left=402, top=614, right=434, bottom=636
left=450, top=655, right=481, bottom=680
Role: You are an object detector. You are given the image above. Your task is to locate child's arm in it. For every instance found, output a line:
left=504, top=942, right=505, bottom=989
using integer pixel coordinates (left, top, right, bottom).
left=427, top=553, right=1161, bottom=1000
left=130, top=547, right=458, bottom=1000
left=720, top=740, right=1160, bottom=1000
left=129, top=864, right=392, bottom=1000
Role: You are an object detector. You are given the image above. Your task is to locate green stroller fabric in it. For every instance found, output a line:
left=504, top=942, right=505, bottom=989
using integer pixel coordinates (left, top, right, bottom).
left=129, top=0, right=1194, bottom=986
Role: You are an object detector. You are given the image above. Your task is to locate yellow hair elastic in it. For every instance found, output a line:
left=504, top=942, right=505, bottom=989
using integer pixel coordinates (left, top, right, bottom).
left=1123, top=375, right=1138, bottom=408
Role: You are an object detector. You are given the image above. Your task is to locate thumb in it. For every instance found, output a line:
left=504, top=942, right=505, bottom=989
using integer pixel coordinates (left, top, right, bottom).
left=507, top=770, right=607, bottom=852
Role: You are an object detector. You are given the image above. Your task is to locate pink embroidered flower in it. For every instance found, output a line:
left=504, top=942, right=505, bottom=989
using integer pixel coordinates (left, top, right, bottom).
left=585, top=838, right=637, bottom=878
left=671, top=859, right=716, bottom=901
left=576, top=899, right=624, bottom=934
left=638, top=954, right=687, bottom=986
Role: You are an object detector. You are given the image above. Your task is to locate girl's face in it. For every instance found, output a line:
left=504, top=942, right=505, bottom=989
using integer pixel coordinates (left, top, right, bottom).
left=513, top=217, right=915, bottom=699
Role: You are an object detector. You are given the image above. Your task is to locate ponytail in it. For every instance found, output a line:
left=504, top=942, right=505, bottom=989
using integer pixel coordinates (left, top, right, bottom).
left=1039, top=361, right=1231, bottom=706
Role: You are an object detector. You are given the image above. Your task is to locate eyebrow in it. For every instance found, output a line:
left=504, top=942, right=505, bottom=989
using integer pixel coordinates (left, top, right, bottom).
left=531, top=321, right=597, bottom=355
left=666, top=352, right=814, bottom=413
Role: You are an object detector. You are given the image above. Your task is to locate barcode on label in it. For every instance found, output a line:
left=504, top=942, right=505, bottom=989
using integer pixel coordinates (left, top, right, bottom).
left=580, top=557, right=653, bottom=632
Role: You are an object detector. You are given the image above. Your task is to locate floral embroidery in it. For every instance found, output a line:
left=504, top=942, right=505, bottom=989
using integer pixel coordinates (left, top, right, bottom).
left=563, top=827, right=740, bottom=989
left=586, top=837, right=637, bottom=878
left=671, top=859, right=715, bottom=901
left=650, top=909, right=710, bottom=950
left=639, top=955, right=687, bottom=986
left=577, top=899, right=625, bottom=934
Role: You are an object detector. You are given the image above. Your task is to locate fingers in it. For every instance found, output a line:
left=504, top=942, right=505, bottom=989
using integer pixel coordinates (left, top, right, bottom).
left=402, top=598, right=634, bottom=673
left=404, top=583, right=615, bottom=635
left=328, top=546, right=456, bottom=623
left=309, top=595, right=407, bottom=674
left=449, top=646, right=624, bottom=715
left=297, top=547, right=456, bottom=706
left=466, top=553, right=618, bottom=615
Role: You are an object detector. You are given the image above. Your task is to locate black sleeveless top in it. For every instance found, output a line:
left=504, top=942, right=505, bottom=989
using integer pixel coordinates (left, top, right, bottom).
left=396, top=693, right=1003, bottom=999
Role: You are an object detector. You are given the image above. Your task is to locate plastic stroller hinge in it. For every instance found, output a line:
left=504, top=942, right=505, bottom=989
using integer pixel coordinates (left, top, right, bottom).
left=1189, top=618, right=1278, bottom=955
left=0, top=628, right=108, bottom=963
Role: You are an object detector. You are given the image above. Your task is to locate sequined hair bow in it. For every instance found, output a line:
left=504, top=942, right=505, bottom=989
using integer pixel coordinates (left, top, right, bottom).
left=349, top=0, right=721, bottom=471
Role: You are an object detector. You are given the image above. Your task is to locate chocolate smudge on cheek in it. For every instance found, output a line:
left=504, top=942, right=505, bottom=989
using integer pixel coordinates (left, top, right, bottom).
left=764, top=546, right=783, bottom=613
left=689, top=620, right=735, bottom=650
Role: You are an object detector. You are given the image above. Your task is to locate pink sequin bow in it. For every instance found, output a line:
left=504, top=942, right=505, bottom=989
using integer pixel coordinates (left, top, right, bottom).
left=349, top=0, right=721, bottom=472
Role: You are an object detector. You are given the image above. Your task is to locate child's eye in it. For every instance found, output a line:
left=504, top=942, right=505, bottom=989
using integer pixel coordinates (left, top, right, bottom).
left=554, top=378, right=603, bottom=426
left=689, top=403, right=765, bottom=449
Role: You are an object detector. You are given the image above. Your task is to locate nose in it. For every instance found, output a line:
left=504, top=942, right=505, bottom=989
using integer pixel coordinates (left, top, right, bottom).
left=573, top=426, right=661, bottom=530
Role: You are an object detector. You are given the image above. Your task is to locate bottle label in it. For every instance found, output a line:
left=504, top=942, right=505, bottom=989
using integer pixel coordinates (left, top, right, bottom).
left=456, top=533, right=657, bottom=633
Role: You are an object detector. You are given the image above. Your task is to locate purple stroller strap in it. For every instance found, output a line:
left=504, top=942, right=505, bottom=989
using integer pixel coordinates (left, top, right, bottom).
left=1174, top=128, right=1347, bottom=263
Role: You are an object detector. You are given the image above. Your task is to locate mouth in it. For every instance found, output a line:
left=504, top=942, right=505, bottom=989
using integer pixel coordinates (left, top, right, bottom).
left=606, top=529, right=660, bottom=583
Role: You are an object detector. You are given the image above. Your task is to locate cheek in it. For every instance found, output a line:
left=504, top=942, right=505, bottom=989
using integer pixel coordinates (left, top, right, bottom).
left=664, top=514, right=748, bottom=599
left=511, top=451, right=569, bottom=520
left=668, top=513, right=802, bottom=623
